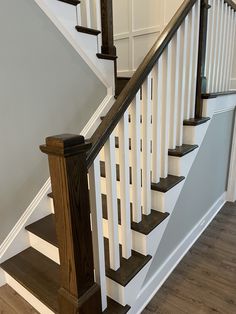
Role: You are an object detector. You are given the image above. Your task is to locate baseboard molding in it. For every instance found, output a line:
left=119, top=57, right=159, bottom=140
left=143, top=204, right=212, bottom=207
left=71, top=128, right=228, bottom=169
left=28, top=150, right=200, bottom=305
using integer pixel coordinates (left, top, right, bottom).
left=131, top=192, right=226, bottom=314
left=0, top=179, right=51, bottom=264
left=227, top=109, right=236, bottom=202
left=0, top=269, right=6, bottom=287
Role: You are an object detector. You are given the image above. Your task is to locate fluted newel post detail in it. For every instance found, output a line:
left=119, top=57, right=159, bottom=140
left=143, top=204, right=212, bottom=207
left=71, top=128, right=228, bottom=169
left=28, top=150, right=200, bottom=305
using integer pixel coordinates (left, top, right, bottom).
left=195, top=0, right=211, bottom=118
left=100, top=0, right=116, bottom=56
left=40, top=134, right=102, bottom=314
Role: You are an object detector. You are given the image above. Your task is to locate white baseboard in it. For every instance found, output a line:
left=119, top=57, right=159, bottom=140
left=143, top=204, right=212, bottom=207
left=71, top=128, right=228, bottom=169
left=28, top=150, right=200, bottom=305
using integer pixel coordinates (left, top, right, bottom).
left=227, top=109, right=236, bottom=202
left=0, top=269, right=6, bottom=287
left=130, top=192, right=226, bottom=314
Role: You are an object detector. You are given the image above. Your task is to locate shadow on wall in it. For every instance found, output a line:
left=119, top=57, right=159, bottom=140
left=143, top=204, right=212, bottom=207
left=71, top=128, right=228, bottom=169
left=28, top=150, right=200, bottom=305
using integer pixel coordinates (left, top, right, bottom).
left=0, top=0, right=106, bottom=243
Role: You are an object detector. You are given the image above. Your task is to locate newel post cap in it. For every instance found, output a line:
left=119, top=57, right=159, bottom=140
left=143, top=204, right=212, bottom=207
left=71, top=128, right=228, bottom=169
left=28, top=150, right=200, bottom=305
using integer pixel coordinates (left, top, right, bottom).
left=40, top=134, right=92, bottom=157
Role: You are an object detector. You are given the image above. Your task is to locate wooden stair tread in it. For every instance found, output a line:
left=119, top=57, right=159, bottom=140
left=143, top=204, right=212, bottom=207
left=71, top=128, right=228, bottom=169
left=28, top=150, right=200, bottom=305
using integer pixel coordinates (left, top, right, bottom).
left=0, top=248, right=60, bottom=313
left=183, top=117, right=210, bottom=126
left=96, top=53, right=118, bottom=60
left=104, top=239, right=151, bottom=287
left=104, top=298, right=130, bottom=314
left=57, top=0, right=80, bottom=5
left=102, top=195, right=169, bottom=235
left=26, top=214, right=58, bottom=247
left=26, top=214, right=153, bottom=284
left=168, top=144, right=199, bottom=157
left=75, top=25, right=101, bottom=36
left=151, top=175, right=185, bottom=193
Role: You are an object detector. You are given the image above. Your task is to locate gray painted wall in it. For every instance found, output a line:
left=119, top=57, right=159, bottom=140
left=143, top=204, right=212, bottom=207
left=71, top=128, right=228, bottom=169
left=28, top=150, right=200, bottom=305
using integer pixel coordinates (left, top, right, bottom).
left=145, top=110, right=235, bottom=282
left=0, top=0, right=106, bottom=243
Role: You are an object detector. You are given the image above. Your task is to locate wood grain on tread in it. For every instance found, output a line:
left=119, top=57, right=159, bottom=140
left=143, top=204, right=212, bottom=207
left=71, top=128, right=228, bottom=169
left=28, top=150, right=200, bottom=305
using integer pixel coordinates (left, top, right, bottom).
left=102, top=194, right=169, bottom=235
left=96, top=53, right=118, bottom=60
left=0, top=285, right=39, bottom=314
left=0, top=248, right=60, bottom=313
left=104, top=239, right=152, bottom=286
left=142, top=202, right=236, bottom=314
left=25, top=214, right=58, bottom=247
left=104, top=298, right=130, bottom=314
left=57, top=0, right=80, bottom=5
left=75, top=26, right=101, bottom=36
left=168, top=144, right=198, bottom=157
left=183, top=117, right=210, bottom=126
left=151, top=175, right=185, bottom=193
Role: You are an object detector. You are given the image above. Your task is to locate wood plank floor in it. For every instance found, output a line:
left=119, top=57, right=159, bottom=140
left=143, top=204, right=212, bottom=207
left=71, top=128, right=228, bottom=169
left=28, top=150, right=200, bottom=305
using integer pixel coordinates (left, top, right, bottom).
left=142, top=201, right=236, bottom=314
left=0, top=284, right=39, bottom=313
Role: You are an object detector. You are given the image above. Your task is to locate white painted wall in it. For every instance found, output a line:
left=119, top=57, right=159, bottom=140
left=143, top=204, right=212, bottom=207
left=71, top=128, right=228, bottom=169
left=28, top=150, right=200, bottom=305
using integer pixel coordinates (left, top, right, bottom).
left=113, top=0, right=184, bottom=76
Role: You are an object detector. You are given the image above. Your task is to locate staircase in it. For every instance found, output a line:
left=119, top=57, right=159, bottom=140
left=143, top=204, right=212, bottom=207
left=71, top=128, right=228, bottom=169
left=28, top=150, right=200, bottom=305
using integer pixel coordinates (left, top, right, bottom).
left=0, top=0, right=236, bottom=313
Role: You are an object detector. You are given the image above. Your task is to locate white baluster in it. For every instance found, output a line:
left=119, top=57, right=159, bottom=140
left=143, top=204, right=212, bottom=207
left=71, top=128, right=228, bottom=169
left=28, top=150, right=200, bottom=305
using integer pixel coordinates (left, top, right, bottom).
left=183, top=13, right=192, bottom=120
left=118, top=111, right=132, bottom=259
left=152, top=62, right=162, bottom=183
left=104, top=133, right=120, bottom=270
left=160, top=49, right=170, bottom=178
left=215, top=0, right=224, bottom=91
left=85, top=0, right=92, bottom=28
left=208, top=0, right=217, bottom=93
left=218, top=3, right=228, bottom=91
left=211, top=0, right=220, bottom=92
left=176, top=25, right=185, bottom=146
left=141, top=75, right=152, bottom=215
left=76, top=3, right=82, bottom=26
left=222, top=5, right=231, bottom=92
left=185, top=7, right=195, bottom=120
left=168, top=35, right=178, bottom=149
left=130, top=91, right=142, bottom=222
left=205, top=0, right=214, bottom=92
left=91, top=0, right=102, bottom=30
left=226, top=10, right=236, bottom=90
left=89, top=157, right=107, bottom=310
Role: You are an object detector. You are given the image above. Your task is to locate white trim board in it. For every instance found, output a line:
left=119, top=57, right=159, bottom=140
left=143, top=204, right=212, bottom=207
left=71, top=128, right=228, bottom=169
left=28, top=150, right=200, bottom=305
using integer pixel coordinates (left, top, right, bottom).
left=227, top=109, right=236, bottom=202
left=130, top=192, right=226, bottom=314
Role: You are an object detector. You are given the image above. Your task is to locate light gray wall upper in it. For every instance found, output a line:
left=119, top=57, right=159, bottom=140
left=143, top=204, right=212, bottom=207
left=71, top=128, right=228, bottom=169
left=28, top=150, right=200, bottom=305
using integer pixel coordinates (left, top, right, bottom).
left=145, top=110, right=235, bottom=282
left=0, top=0, right=106, bottom=243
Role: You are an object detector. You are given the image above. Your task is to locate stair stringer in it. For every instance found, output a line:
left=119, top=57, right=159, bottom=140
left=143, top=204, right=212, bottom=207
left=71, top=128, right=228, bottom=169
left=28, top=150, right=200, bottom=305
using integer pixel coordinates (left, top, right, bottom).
left=34, top=0, right=115, bottom=90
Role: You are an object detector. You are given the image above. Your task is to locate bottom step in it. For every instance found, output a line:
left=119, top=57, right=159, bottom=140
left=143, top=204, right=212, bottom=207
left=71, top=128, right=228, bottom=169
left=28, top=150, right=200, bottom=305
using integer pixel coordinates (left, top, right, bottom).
left=1, top=248, right=130, bottom=313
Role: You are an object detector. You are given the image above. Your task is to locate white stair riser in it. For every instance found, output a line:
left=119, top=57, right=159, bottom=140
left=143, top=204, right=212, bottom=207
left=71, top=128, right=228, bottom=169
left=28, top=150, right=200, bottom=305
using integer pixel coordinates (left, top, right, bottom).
left=132, top=219, right=170, bottom=256
left=152, top=181, right=185, bottom=214
left=106, top=260, right=151, bottom=306
left=28, top=233, right=60, bottom=264
left=4, top=272, right=54, bottom=314
left=103, top=217, right=169, bottom=256
left=168, top=149, right=198, bottom=177
left=183, top=122, right=210, bottom=145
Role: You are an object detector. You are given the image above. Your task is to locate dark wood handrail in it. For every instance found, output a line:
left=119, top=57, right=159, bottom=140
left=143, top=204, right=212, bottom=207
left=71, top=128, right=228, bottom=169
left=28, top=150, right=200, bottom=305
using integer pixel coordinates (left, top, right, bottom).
left=86, top=0, right=198, bottom=167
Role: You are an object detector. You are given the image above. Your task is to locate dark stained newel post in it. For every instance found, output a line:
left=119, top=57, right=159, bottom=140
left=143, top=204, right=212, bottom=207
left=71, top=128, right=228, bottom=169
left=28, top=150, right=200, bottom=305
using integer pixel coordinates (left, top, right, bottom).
left=100, top=0, right=116, bottom=56
left=195, top=0, right=211, bottom=118
left=40, top=134, right=102, bottom=314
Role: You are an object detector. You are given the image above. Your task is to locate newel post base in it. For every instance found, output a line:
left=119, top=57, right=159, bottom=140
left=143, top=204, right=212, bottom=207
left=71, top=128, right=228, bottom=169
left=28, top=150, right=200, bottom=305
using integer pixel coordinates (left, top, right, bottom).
left=40, top=134, right=102, bottom=314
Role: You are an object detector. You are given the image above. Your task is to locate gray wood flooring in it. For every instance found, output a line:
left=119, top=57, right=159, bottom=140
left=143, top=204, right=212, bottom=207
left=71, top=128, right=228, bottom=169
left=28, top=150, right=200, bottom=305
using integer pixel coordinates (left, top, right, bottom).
left=142, top=201, right=236, bottom=314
